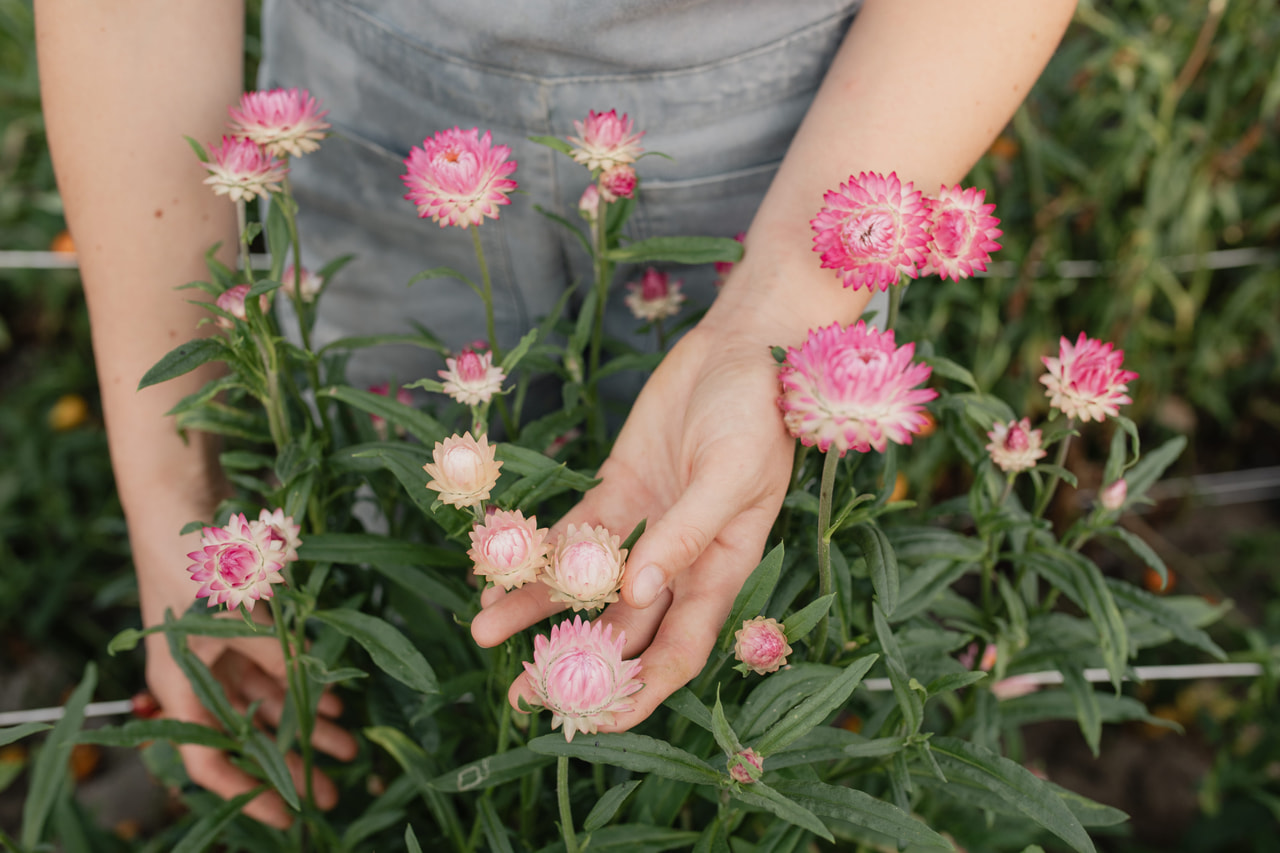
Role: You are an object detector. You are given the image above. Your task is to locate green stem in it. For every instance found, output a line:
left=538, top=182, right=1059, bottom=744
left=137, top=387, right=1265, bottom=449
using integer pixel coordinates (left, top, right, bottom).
left=886, top=284, right=904, bottom=331
left=1033, top=423, right=1075, bottom=518
left=557, top=756, right=580, bottom=853
left=236, top=200, right=256, bottom=286
left=588, top=199, right=610, bottom=379
left=495, top=639, right=517, bottom=755
left=813, top=449, right=841, bottom=660
left=279, top=181, right=333, bottom=440
left=269, top=597, right=315, bottom=813
left=471, top=226, right=502, bottom=364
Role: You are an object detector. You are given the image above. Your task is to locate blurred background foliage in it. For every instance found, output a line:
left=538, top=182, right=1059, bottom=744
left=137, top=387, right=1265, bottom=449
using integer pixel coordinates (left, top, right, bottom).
left=1, top=0, right=1277, bottom=848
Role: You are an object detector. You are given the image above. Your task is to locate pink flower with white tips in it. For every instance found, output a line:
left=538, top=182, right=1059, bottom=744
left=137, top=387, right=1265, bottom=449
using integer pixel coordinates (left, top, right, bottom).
left=523, top=615, right=643, bottom=742
left=422, top=432, right=503, bottom=508
left=578, top=185, right=600, bottom=222
left=215, top=284, right=270, bottom=327
left=810, top=172, right=930, bottom=292
left=438, top=348, right=506, bottom=406
left=728, top=748, right=765, bottom=784
left=919, top=184, right=1003, bottom=280
left=402, top=127, right=518, bottom=228
left=985, top=418, right=1046, bottom=474
left=599, top=164, right=637, bottom=201
left=202, top=136, right=287, bottom=202
left=541, top=524, right=628, bottom=612
left=227, top=88, right=330, bottom=158
left=624, top=268, right=685, bottom=323
left=734, top=616, right=792, bottom=675
left=257, top=508, right=302, bottom=563
left=282, top=264, right=324, bottom=302
left=468, top=509, right=548, bottom=591
left=568, top=109, right=645, bottom=172
left=186, top=513, right=286, bottom=611
left=1041, top=333, right=1138, bottom=423
left=778, top=321, right=937, bottom=456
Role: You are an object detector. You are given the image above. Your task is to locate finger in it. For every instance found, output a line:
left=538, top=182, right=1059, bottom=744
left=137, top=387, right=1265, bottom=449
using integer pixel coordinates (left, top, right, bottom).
left=316, top=690, right=343, bottom=719
left=284, top=750, right=340, bottom=811
left=622, top=454, right=758, bottom=609
left=471, top=580, right=562, bottom=648
left=177, top=735, right=294, bottom=830
left=311, top=714, right=359, bottom=762
left=228, top=634, right=290, bottom=681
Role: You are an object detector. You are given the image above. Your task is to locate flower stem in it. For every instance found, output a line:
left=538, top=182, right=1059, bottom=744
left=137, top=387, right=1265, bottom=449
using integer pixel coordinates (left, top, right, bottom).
left=813, top=449, right=841, bottom=660
left=236, top=199, right=256, bottom=286
left=557, top=756, right=580, bottom=853
left=269, top=596, right=315, bottom=812
left=588, top=200, right=610, bottom=379
left=471, top=226, right=502, bottom=364
left=886, top=284, right=904, bottom=331
left=279, top=180, right=333, bottom=440
left=1033, top=422, right=1075, bottom=519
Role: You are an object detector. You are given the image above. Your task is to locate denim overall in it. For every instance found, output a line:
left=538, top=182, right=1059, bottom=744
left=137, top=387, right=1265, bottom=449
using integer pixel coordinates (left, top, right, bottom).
left=258, top=0, right=872, bottom=391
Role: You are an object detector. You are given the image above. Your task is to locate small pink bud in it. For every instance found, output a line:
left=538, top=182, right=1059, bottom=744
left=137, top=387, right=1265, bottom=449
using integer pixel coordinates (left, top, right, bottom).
left=728, top=748, right=764, bottom=784
left=599, top=164, right=637, bottom=201
left=1099, top=479, right=1128, bottom=511
left=734, top=616, right=792, bottom=675
left=578, top=184, right=600, bottom=221
left=257, top=508, right=302, bottom=563
left=979, top=644, right=998, bottom=672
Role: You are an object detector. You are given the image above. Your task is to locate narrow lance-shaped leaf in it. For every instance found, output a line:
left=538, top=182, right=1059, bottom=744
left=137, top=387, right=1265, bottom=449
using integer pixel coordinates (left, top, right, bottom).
left=852, top=524, right=899, bottom=618
left=772, top=779, right=954, bottom=849
left=710, top=691, right=742, bottom=757
left=311, top=609, right=438, bottom=695
left=584, top=780, right=643, bottom=833
left=753, top=654, right=878, bottom=757
left=729, top=781, right=834, bottom=842
left=718, top=543, right=784, bottom=651
left=21, top=663, right=97, bottom=850
left=605, top=235, right=745, bottom=265
left=528, top=732, right=722, bottom=787
left=171, top=788, right=266, bottom=853
left=783, top=593, right=836, bottom=644
left=873, top=602, right=923, bottom=735
left=138, top=337, right=227, bottom=390
left=242, top=729, right=302, bottom=812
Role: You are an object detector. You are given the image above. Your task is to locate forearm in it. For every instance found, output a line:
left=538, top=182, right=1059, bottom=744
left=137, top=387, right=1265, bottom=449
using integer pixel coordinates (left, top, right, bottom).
left=36, top=1, right=244, bottom=521
left=720, top=0, right=1076, bottom=336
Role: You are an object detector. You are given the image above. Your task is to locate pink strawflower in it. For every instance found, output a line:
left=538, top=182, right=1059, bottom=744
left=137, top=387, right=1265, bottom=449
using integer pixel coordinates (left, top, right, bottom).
left=423, top=432, right=503, bottom=508
left=541, top=524, right=628, bottom=612
left=1041, top=333, right=1138, bottom=423
left=1099, top=479, right=1128, bottom=511
left=523, top=615, right=643, bottom=742
left=777, top=321, right=937, bottom=456
left=214, top=284, right=271, bottom=327
left=568, top=109, right=645, bottom=172
left=468, top=509, right=548, bottom=591
left=810, top=172, right=930, bottom=292
left=201, top=136, right=287, bottom=202
left=578, top=184, right=600, bottom=221
left=185, top=513, right=286, bottom=611
left=438, top=348, right=506, bottom=406
left=257, top=508, right=302, bottom=563
left=979, top=644, right=999, bottom=672
left=227, top=88, right=330, bottom=158
left=992, top=674, right=1040, bottom=701
left=733, top=616, right=792, bottom=675
left=985, top=418, right=1047, bottom=474
left=728, top=748, right=765, bottom=784
left=599, top=164, right=637, bottom=202
left=368, top=382, right=413, bottom=438
left=402, top=127, right=518, bottom=228
left=918, top=184, right=1003, bottom=280
left=624, top=268, right=686, bottom=323
left=544, top=428, right=582, bottom=457
left=714, top=232, right=747, bottom=283
left=282, top=264, right=324, bottom=302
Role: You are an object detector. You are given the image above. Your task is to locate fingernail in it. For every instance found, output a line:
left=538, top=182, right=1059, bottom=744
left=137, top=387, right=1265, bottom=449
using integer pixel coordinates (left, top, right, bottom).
left=631, top=564, right=665, bottom=607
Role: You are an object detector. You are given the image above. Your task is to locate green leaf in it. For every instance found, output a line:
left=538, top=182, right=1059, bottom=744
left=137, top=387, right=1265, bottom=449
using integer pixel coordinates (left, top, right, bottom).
left=729, top=781, right=833, bottom=842
left=887, top=526, right=986, bottom=564
left=1034, top=463, right=1079, bottom=487
left=138, top=338, right=227, bottom=390
left=1061, top=665, right=1102, bottom=757
left=366, top=727, right=463, bottom=845
left=325, top=385, right=448, bottom=445
left=620, top=518, right=648, bottom=553
left=753, top=655, right=878, bottom=757
left=930, top=736, right=1096, bottom=853
left=842, top=736, right=909, bottom=759
left=184, top=135, right=209, bottom=162
left=498, top=327, right=539, bottom=374
left=1104, top=527, right=1170, bottom=590
left=543, top=825, right=700, bottom=853
left=477, top=795, right=515, bottom=853
left=311, top=610, right=438, bottom=694
left=427, top=746, right=552, bottom=792
left=0, top=722, right=52, bottom=748
left=873, top=603, right=923, bottom=735
left=783, top=593, right=836, bottom=644
left=925, top=671, right=988, bottom=696
left=663, top=687, right=714, bottom=733
left=407, top=265, right=478, bottom=293
left=528, top=134, right=575, bottom=155
left=528, top=733, right=722, bottom=786
left=171, top=787, right=265, bottom=853
left=1105, top=578, right=1226, bottom=660
left=771, top=779, right=954, bottom=849
left=717, top=543, right=784, bottom=651
left=533, top=204, right=593, bottom=258
left=245, top=278, right=282, bottom=301
left=589, top=352, right=664, bottom=386
left=298, top=533, right=468, bottom=570
left=737, top=664, right=842, bottom=741
left=853, top=524, right=899, bottom=618
left=1123, top=435, right=1186, bottom=501
left=351, top=446, right=447, bottom=520
left=22, top=663, right=96, bottom=850
left=584, top=780, right=643, bottom=832
left=405, top=824, right=424, bottom=853
left=78, top=720, right=237, bottom=751
left=692, top=816, right=732, bottom=853
left=495, top=443, right=599, bottom=492
left=108, top=611, right=265, bottom=655
left=242, top=729, right=301, bottom=812
left=605, top=235, right=745, bottom=265
left=319, top=333, right=449, bottom=357
left=710, top=692, right=742, bottom=757
left=166, top=626, right=241, bottom=732
left=921, top=354, right=980, bottom=390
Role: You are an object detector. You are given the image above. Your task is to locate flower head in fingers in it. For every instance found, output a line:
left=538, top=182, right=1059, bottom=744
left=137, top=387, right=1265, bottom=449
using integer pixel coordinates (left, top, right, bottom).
left=423, top=432, right=503, bottom=508
left=468, top=509, right=548, bottom=591
left=186, top=513, right=286, bottom=611
left=202, top=136, right=287, bottom=202
left=523, top=615, right=643, bottom=742
left=810, top=172, right=929, bottom=292
left=227, top=88, right=330, bottom=158
left=541, top=524, right=627, bottom=612
left=1040, top=333, right=1137, bottom=422
left=778, top=321, right=937, bottom=455
left=402, top=127, right=518, bottom=228
left=918, top=184, right=1003, bottom=280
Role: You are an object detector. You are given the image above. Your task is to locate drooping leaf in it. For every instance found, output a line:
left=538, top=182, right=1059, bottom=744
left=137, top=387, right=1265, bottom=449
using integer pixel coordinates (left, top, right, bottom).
left=728, top=781, right=833, bottom=842
left=0, top=722, right=52, bottom=748
left=752, top=655, right=878, bottom=757
left=771, top=779, right=953, bottom=849
left=1105, top=578, right=1226, bottom=660
left=325, top=385, right=449, bottom=445
left=853, top=524, right=899, bottom=618
left=528, top=733, right=721, bottom=787
left=717, top=543, right=784, bottom=651
left=427, top=746, right=552, bottom=792
left=78, top=719, right=238, bottom=752
left=312, top=609, right=438, bottom=695
left=242, top=729, right=301, bottom=811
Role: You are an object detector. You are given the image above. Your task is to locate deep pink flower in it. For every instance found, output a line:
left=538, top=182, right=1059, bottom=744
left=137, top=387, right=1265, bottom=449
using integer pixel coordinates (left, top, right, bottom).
left=368, top=382, right=413, bottom=438
left=468, top=509, right=548, bottom=591
left=578, top=185, right=600, bottom=221
left=777, top=321, right=937, bottom=456
left=523, top=615, right=643, bottom=742
left=624, top=268, right=685, bottom=323
left=257, top=508, right=302, bottom=563
left=541, top=524, right=627, bottom=612
left=215, top=284, right=270, bottom=327
left=186, top=513, right=286, bottom=611
left=1041, top=333, right=1138, bottom=422
left=423, top=432, right=503, bottom=508
left=599, top=164, right=637, bottom=202
left=918, top=184, right=1003, bottom=280
left=810, top=172, right=929, bottom=292
left=1099, top=479, right=1128, bottom=511
left=733, top=617, right=792, bottom=675
left=568, top=109, right=645, bottom=172
left=227, top=88, right=330, bottom=158
left=985, top=418, right=1047, bottom=474
left=202, top=136, right=287, bottom=202
left=728, top=748, right=765, bottom=784
left=402, top=127, right=518, bottom=228
left=439, top=348, right=506, bottom=406
left=714, top=232, right=747, bottom=283
left=282, top=264, right=324, bottom=302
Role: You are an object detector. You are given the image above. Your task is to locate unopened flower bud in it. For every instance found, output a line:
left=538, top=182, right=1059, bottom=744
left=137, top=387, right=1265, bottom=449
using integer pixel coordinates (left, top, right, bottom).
left=733, top=616, right=792, bottom=675
left=599, top=164, right=637, bottom=201
left=728, top=748, right=764, bottom=784
left=1099, top=479, right=1128, bottom=511
left=579, top=184, right=600, bottom=221
left=422, top=432, right=503, bottom=508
